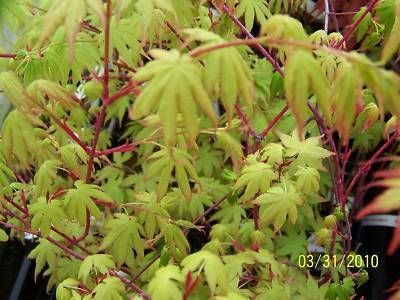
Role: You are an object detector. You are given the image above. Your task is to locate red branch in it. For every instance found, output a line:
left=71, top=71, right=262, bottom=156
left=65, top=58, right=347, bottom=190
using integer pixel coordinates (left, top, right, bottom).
left=105, top=80, right=140, bottom=106
left=50, top=116, right=92, bottom=154
left=335, top=0, right=379, bottom=49
left=221, top=5, right=284, bottom=76
left=258, top=105, right=289, bottom=140
left=85, top=0, right=112, bottom=183
left=95, top=141, right=136, bottom=157
left=235, top=104, right=256, bottom=137
left=345, top=133, right=399, bottom=199
left=308, top=102, right=344, bottom=206
left=109, top=271, right=150, bottom=300
left=253, top=105, right=289, bottom=152
left=0, top=53, right=16, bottom=59
left=68, top=208, right=91, bottom=247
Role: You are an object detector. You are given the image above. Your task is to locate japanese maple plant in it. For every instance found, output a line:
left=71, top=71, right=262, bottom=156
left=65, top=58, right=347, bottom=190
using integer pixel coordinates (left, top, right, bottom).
left=0, top=0, right=400, bottom=299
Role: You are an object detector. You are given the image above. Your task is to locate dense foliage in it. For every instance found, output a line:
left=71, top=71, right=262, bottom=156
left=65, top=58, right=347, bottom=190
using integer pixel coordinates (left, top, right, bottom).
left=0, top=0, right=400, bottom=299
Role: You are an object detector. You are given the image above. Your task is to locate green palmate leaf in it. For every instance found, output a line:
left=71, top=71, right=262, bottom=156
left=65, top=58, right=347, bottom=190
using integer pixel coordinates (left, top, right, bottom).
left=100, top=214, right=144, bottom=266
left=0, top=0, right=28, bottom=32
left=64, top=180, right=112, bottom=225
left=260, top=143, right=284, bottom=165
left=148, top=265, right=184, bottom=300
left=256, top=279, right=292, bottom=299
left=50, top=30, right=100, bottom=84
left=211, top=202, right=246, bottom=227
left=134, top=0, right=176, bottom=42
left=59, top=144, right=88, bottom=179
left=38, top=0, right=104, bottom=61
left=276, top=227, right=307, bottom=262
left=381, top=2, right=400, bottom=63
left=255, top=182, right=303, bottom=231
left=333, top=62, right=359, bottom=143
left=145, top=148, right=200, bottom=199
left=358, top=63, right=400, bottom=121
left=236, top=0, right=271, bottom=31
left=0, top=228, right=8, bottom=242
left=27, top=80, right=77, bottom=110
left=1, top=110, right=39, bottom=169
left=57, top=258, right=81, bottom=282
left=376, top=0, right=398, bottom=35
left=16, top=48, right=70, bottom=85
left=284, top=50, right=331, bottom=132
left=186, top=29, right=254, bottom=122
left=214, top=293, right=248, bottom=300
left=353, top=7, right=373, bottom=42
left=132, top=49, right=217, bottom=147
left=78, top=254, right=116, bottom=284
left=234, top=157, right=277, bottom=201
left=195, top=143, right=222, bottom=177
left=30, top=197, right=66, bottom=237
left=181, top=250, right=227, bottom=295
left=0, top=153, right=16, bottom=188
left=279, top=130, right=333, bottom=169
left=28, top=239, right=62, bottom=279
left=296, top=276, right=330, bottom=300
left=216, top=131, right=244, bottom=172
left=0, top=72, right=43, bottom=116
left=326, top=278, right=355, bottom=300
left=164, top=223, right=190, bottom=256
left=104, top=17, right=141, bottom=66
left=56, top=278, right=81, bottom=300
left=267, top=0, right=307, bottom=13
left=294, top=167, right=320, bottom=195
left=260, top=14, right=307, bottom=41
left=33, top=159, right=62, bottom=197
left=93, top=277, right=125, bottom=300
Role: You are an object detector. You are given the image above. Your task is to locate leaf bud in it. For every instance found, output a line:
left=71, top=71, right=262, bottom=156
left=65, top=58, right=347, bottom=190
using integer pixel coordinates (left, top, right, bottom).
left=323, top=215, right=337, bottom=229
left=83, top=81, right=102, bottom=101
left=315, top=228, right=331, bottom=246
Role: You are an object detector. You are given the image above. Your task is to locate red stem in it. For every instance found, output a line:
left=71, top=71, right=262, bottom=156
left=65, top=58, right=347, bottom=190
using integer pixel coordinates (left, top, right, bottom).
left=221, top=5, right=284, bottom=76
left=253, top=105, right=289, bottom=151
left=345, top=133, right=399, bottom=200
left=0, top=53, right=16, bottom=59
left=308, top=102, right=344, bottom=206
left=51, top=226, right=92, bottom=255
left=235, top=104, right=256, bottom=137
left=95, top=142, right=136, bottom=157
left=75, top=0, right=112, bottom=246
left=50, top=116, right=92, bottom=154
left=3, top=195, right=29, bottom=216
left=131, top=196, right=228, bottom=284
left=252, top=204, right=260, bottom=230
left=109, top=271, right=150, bottom=300
left=20, top=190, right=29, bottom=214
left=68, top=208, right=91, bottom=247
left=105, top=81, right=140, bottom=106
left=86, top=0, right=112, bottom=182
left=335, top=0, right=379, bottom=49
